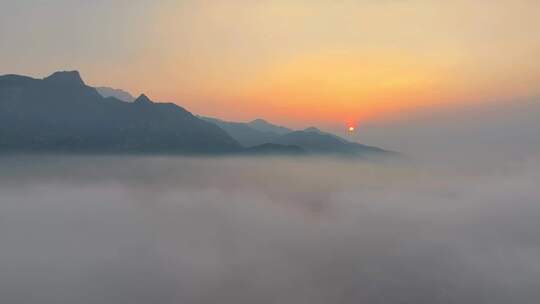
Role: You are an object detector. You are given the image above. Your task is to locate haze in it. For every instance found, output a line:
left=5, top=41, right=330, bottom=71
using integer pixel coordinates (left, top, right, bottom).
left=1, top=155, right=540, bottom=303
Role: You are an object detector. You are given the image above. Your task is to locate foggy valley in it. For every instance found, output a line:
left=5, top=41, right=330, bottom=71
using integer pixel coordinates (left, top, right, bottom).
left=1, top=155, right=539, bottom=303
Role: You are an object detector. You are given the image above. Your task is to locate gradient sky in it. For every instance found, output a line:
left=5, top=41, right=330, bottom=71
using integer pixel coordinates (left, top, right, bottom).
left=1, top=0, right=539, bottom=133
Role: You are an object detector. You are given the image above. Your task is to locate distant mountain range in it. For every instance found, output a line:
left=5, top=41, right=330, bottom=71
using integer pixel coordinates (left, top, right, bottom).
left=200, top=116, right=389, bottom=156
left=200, top=116, right=281, bottom=147
left=0, top=71, right=240, bottom=154
left=0, top=70, right=392, bottom=157
left=95, top=86, right=135, bottom=102
left=248, top=118, right=292, bottom=135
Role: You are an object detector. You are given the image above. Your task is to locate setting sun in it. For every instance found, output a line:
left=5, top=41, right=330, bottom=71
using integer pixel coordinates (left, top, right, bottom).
left=348, top=126, right=355, bottom=132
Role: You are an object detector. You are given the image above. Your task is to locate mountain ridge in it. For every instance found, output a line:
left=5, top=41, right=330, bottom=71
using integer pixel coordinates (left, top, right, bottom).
left=0, top=70, right=393, bottom=157
left=0, top=71, right=241, bottom=154
left=201, top=116, right=393, bottom=156
left=43, top=70, right=85, bottom=87
left=248, top=118, right=292, bottom=135
left=96, top=86, right=135, bottom=102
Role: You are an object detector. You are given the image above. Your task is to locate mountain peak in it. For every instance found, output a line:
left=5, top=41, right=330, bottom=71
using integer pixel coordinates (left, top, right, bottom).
left=250, top=118, right=269, bottom=124
left=44, top=71, right=85, bottom=86
left=304, top=127, right=321, bottom=133
left=248, top=118, right=292, bottom=135
left=134, top=94, right=153, bottom=105
left=96, top=86, right=135, bottom=102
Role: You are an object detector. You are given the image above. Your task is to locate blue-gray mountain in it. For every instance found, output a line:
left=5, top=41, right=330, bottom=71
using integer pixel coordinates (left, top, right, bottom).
left=200, top=116, right=281, bottom=147
left=0, top=71, right=240, bottom=154
left=0, top=70, right=391, bottom=156
left=248, top=118, right=292, bottom=135
left=200, top=117, right=392, bottom=156
left=95, top=86, right=136, bottom=102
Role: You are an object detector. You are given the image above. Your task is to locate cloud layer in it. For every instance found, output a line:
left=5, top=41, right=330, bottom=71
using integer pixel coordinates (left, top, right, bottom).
left=1, top=156, right=539, bottom=303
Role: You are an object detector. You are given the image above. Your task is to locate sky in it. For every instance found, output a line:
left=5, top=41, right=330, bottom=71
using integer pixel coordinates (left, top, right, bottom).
left=1, top=0, right=540, bottom=136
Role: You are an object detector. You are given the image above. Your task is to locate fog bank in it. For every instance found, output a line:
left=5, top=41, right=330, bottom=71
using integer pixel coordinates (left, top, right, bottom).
left=356, top=97, right=540, bottom=162
left=1, top=156, right=539, bottom=303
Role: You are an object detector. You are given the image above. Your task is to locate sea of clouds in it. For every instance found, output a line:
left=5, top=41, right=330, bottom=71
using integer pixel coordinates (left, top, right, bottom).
left=1, top=155, right=539, bottom=303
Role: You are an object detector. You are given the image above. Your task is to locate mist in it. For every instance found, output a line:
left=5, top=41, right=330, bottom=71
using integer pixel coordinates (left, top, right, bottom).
left=1, top=155, right=539, bottom=303
left=356, top=97, right=540, bottom=163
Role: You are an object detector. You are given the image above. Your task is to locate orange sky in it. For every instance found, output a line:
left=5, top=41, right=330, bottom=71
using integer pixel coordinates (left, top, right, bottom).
left=2, top=0, right=540, bottom=131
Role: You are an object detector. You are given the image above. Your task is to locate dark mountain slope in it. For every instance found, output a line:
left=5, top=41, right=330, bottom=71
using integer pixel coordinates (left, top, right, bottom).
left=200, top=116, right=280, bottom=147
left=95, top=86, right=135, bottom=102
left=0, top=71, right=241, bottom=154
left=248, top=118, right=292, bottom=135
left=202, top=115, right=392, bottom=156
left=303, top=126, right=349, bottom=143
left=271, top=130, right=390, bottom=156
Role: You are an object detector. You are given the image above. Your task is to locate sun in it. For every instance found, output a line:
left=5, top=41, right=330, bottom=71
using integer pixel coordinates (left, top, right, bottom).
left=348, top=126, right=355, bottom=132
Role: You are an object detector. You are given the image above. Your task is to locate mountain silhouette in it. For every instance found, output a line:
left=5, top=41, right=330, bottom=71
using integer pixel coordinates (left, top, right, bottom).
left=0, top=71, right=241, bottom=154
left=272, top=130, right=389, bottom=156
left=96, top=86, right=135, bottom=102
left=248, top=118, right=292, bottom=135
left=303, top=126, right=349, bottom=143
left=200, top=116, right=280, bottom=147
left=0, top=70, right=392, bottom=156
left=133, top=93, right=154, bottom=105
left=44, top=70, right=86, bottom=87
left=202, top=116, right=392, bottom=156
